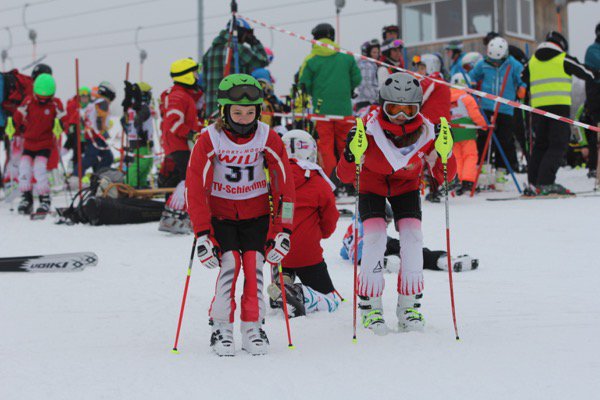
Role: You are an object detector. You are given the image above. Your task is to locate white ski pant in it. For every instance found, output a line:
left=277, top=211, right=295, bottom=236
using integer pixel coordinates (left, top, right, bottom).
left=168, top=180, right=186, bottom=210
left=209, top=250, right=265, bottom=323
left=358, top=217, right=424, bottom=297
left=18, top=154, right=50, bottom=195
left=6, top=136, right=23, bottom=181
left=396, top=218, right=424, bottom=295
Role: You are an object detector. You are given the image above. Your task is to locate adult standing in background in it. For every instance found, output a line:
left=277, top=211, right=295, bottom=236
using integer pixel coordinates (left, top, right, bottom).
left=377, top=39, right=405, bottom=84
left=299, top=23, right=361, bottom=180
left=354, top=39, right=381, bottom=111
left=445, top=40, right=465, bottom=77
left=470, top=37, right=526, bottom=178
left=583, top=23, right=600, bottom=179
left=203, top=18, right=268, bottom=117
left=522, top=31, right=596, bottom=194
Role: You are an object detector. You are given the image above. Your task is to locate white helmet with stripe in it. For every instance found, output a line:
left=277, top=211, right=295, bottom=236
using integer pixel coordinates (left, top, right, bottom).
left=282, top=130, right=318, bottom=163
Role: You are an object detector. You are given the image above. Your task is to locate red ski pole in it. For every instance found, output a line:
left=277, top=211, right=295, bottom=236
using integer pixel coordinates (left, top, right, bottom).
left=349, top=118, right=368, bottom=343
left=171, top=236, right=198, bottom=354
left=75, top=58, right=82, bottom=200
left=273, top=262, right=295, bottom=349
left=470, top=65, right=512, bottom=197
left=436, top=118, right=459, bottom=340
left=264, top=168, right=295, bottom=349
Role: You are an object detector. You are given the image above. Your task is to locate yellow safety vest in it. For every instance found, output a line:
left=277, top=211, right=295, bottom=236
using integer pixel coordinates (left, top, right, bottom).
left=529, top=52, right=572, bottom=107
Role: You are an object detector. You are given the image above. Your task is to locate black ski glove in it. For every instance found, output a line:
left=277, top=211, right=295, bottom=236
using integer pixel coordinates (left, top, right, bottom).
left=343, top=127, right=357, bottom=163
left=122, top=81, right=134, bottom=112
left=132, top=83, right=142, bottom=112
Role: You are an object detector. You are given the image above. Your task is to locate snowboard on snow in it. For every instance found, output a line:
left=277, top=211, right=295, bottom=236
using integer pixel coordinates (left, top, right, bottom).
left=0, top=252, right=99, bottom=272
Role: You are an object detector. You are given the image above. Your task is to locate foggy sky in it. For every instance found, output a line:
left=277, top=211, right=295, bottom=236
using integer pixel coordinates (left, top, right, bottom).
left=0, top=0, right=598, bottom=105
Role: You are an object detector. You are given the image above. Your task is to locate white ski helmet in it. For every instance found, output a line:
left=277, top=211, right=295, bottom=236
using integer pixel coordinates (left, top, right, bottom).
left=419, top=53, right=442, bottom=75
left=450, top=73, right=469, bottom=86
left=461, top=51, right=483, bottom=71
left=487, top=37, right=509, bottom=61
left=282, top=130, right=318, bottom=163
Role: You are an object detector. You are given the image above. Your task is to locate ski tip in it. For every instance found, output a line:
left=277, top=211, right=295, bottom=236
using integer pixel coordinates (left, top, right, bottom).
left=287, top=344, right=296, bottom=350
left=171, top=348, right=180, bottom=354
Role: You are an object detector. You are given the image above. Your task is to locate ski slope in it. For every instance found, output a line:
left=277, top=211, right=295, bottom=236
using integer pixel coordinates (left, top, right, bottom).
left=1, top=169, right=599, bottom=400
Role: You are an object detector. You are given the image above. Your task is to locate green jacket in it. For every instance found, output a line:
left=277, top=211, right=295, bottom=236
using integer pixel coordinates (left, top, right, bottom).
left=298, top=39, right=362, bottom=116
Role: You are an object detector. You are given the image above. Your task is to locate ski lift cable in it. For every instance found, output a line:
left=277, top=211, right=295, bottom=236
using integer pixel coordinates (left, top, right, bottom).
left=9, top=0, right=328, bottom=48
left=0, top=0, right=56, bottom=14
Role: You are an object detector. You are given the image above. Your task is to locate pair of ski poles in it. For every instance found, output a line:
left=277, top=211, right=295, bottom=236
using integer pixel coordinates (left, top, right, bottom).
left=348, top=117, right=459, bottom=342
left=170, top=169, right=296, bottom=353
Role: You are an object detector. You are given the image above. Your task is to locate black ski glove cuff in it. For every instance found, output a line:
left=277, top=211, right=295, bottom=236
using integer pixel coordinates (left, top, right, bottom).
left=343, top=127, right=357, bottom=163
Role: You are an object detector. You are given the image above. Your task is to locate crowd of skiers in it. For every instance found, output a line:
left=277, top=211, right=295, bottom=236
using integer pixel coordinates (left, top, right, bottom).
left=354, top=27, right=598, bottom=198
left=1, top=17, right=599, bottom=356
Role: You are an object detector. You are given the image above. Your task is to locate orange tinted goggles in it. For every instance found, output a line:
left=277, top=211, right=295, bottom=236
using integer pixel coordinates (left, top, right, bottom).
left=383, top=102, right=420, bottom=120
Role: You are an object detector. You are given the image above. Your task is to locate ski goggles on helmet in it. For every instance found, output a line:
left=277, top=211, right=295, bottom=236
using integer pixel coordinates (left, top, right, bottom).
left=218, top=84, right=263, bottom=102
left=381, top=39, right=404, bottom=52
left=382, top=101, right=420, bottom=120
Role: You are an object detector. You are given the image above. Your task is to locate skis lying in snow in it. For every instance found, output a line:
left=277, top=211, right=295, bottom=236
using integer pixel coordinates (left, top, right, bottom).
left=487, top=194, right=576, bottom=201
left=486, top=190, right=600, bottom=201
left=0, top=252, right=98, bottom=272
left=30, top=211, right=52, bottom=220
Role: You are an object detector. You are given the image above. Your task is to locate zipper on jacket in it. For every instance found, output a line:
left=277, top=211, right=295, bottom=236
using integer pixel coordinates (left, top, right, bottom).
left=386, top=175, right=391, bottom=197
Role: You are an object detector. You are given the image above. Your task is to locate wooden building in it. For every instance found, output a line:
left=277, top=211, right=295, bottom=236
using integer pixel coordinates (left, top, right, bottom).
left=375, top=0, right=589, bottom=63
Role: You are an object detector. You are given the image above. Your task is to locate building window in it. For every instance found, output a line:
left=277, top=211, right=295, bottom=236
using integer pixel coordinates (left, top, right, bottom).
left=505, top=0, right=534, bottom=38
left=403, top=0, right=500, bottom=46
left=466, top=0, right=495, bottom=35
left=404, top=3, right=433, bottom=44
left=436, top=0, right=463, bottom=39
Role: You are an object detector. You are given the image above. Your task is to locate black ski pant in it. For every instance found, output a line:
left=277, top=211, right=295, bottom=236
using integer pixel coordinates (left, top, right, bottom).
left=479, top=111, right=518, bottom=171
left=513, top=109, right=528, bottom=163
left=282, top=260, right=335, bottom=294
left=385, top=238, right=446, bottom=271
left=584, top=113, right=598, bottom=173
left=528, top=108, right=571, bottom=186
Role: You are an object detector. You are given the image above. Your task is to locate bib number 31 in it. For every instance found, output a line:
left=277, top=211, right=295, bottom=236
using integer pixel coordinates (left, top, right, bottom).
left=225, top=166, right=255, bottom=183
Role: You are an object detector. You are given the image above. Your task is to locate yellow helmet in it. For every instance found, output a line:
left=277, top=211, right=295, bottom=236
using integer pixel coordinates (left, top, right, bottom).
left=170, top=58, right=199, bottom=86
left=137, top=81, right=152, bottom=92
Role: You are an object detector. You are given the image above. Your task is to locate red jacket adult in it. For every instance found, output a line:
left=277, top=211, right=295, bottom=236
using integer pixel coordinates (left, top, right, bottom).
left=64, top=95, right=82, bottom=127
left=337, top=108, right=456, bottom=196
left=420, top=72, right=451, bottom=125
left=160, top=84, right=201, bottom=155
left=282, top=160, right=339, bottom=268
left=186, top=121, right=295, bottom=238
left=1, top=69, right=33, bottom=116
left=13, top=95, right=65, bottom=152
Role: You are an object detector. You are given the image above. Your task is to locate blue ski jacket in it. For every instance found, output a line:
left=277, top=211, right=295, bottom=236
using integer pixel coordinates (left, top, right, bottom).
left=469, top=56, right=525, bottom=116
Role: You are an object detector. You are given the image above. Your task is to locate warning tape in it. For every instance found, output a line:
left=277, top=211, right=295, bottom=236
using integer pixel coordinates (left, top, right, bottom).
left=85, top=130, right=162, bottom=159
left=262, top=111, right=488, bottom=130
left=238, top=14, right=600, bottom=134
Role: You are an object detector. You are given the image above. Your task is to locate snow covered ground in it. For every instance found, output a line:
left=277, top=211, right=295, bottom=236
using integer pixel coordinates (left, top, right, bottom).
left=1, top=169, right=599, bottom=400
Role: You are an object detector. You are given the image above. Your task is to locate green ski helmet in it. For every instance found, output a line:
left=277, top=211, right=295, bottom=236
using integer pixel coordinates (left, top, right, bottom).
left=33, top=73, right=56, bottom=97
left=217, top=73, right=263, bottom=107
left=79, top=86, right=91, bottom=96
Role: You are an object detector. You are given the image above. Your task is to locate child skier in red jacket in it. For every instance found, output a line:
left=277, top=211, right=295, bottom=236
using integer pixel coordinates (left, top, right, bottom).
left=337, top=72, right=456, bottom=335
left=267, top=129, right=341, bottom=317
left=13, top=74, right=64, bottom=216
left=186, top=74, right=295, bottom=357
left=158, top=58, right=203, bottom=234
